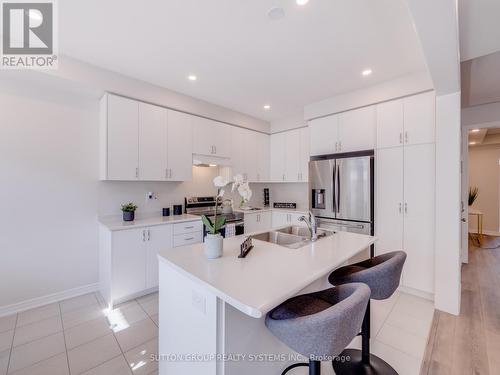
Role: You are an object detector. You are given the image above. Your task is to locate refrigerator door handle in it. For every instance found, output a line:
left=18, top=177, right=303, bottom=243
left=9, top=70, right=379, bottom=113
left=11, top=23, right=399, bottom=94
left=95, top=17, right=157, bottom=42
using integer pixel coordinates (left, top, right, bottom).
left=336, top=161, right=341, bottom=213
left=332, top=163, right=337, bottom=214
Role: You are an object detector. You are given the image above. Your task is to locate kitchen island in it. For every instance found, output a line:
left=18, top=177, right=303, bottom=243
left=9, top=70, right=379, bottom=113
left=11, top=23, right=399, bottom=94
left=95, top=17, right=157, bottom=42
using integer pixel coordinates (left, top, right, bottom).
left=157, top=229, right=376, bottom=375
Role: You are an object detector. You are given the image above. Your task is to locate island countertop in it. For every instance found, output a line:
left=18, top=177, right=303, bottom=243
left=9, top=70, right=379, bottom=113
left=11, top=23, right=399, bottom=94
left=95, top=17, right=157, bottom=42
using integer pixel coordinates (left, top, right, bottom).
left=157, top=231, right=376, bottom=318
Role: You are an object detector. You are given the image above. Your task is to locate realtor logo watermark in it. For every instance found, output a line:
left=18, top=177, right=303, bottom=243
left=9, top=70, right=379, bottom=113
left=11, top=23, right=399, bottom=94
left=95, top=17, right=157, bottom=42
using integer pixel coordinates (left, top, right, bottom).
left=1, top=0, right=58, bottom=69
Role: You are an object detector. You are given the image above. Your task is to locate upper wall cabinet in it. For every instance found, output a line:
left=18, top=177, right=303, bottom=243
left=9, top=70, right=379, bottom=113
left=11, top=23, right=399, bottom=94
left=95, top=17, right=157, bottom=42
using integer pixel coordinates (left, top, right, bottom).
left=376, top=91, right=435, bottom=149
left=103, top=95, right=139, bottom=180
left=308, top=106, right=375, bottom=156
left=192, top=117, right=231, bottom=158
left=255, top=132, right=270, bottom=182
left=231, top=127, right=257, bottom=182
left=270, top=128, right=309, bottom=182
left=100, top=94, right=193, bottom=181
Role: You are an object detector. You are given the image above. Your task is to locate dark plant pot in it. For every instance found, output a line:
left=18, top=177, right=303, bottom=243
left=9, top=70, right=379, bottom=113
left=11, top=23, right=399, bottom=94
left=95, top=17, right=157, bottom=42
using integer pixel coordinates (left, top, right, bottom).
left=123, top=211, right=135, bottom=222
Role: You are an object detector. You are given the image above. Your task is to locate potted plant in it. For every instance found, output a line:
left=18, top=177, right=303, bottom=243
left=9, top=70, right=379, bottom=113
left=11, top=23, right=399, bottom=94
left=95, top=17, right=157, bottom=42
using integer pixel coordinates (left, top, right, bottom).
left=468, top=186, right=479, bottom=206
left=121, top=202, right=138, bottom=222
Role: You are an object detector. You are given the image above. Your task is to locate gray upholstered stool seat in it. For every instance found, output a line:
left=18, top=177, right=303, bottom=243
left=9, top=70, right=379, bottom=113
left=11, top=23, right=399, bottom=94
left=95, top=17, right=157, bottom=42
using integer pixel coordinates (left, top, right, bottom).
left=328, top=251, right=407, bottom=300
left=327, top=251, right=407, bottom=375
left=265, top=283, right=370, bottom=375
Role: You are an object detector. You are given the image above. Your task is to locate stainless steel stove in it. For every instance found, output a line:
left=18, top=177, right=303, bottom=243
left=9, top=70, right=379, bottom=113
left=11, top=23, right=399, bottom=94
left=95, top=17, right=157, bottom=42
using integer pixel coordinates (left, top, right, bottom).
left=185, top=196, right=244, bottom=237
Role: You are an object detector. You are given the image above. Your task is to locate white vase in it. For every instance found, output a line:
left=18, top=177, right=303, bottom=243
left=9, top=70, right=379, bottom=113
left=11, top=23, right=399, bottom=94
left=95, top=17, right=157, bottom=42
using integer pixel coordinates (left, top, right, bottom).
left=204, top=233, right=223, bottom=259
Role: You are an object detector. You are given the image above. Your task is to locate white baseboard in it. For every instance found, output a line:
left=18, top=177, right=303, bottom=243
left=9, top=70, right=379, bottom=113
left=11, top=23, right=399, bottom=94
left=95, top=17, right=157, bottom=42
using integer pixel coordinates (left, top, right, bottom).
left=398, top=285, right=435, bottom=302
left=0, top=283, right=99, bottom=318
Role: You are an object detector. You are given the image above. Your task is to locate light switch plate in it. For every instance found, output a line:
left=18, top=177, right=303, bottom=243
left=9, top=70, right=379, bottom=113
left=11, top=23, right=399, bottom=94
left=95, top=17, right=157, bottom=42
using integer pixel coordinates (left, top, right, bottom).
left=191, top=290, right=206, bottom=315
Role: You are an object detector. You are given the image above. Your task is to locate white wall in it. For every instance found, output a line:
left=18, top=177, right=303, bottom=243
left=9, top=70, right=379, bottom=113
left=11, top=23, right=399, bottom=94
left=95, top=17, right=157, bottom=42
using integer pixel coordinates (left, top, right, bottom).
left=270, top=111, right=306, bottom=133
left=304, top=71, right=433, bottom=120
left=0, top=70, right=262, bottom=311
left=468, top=144, right=500, bottom=233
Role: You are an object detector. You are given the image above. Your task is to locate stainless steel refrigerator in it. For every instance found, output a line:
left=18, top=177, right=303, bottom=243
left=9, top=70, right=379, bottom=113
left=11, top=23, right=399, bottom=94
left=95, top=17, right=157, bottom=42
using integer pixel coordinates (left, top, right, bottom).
left=310, top=151, right=374, bottom=245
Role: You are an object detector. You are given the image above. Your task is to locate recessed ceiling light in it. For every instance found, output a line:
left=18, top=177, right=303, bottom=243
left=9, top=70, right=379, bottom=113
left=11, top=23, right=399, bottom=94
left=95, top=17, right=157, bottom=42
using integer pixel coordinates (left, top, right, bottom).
left=267, top=7, right=285, bottom=20
left=263, top=105, right=271, bottom=110
left=187, top=75, right=197, bottom=81
left=470, top=129, right=480, bottom=133
left=362, top=69, right=372, bottom=76
left=296, top=0, right=309, bottom=5
left=469, top=141, right=477, bottom=145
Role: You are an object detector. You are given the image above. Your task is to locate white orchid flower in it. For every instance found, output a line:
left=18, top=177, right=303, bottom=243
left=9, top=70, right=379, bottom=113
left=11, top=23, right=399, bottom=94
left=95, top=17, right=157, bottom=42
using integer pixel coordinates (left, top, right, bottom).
left=238, top=182, right=252, bottom=202
left=233, top=174, right=244, bottom=184
left=213, top=176, right=229, bottom=188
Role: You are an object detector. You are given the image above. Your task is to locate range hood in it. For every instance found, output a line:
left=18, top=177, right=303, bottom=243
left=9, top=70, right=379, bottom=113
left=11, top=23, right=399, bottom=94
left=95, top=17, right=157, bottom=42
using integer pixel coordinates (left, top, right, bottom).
left=192, top=154, right=232, bottom=167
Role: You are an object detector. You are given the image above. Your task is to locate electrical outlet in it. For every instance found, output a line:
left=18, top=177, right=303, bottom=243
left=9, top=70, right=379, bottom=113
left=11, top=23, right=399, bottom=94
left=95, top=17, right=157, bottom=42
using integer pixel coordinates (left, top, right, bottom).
left=147, top=192, right=157, bottom=200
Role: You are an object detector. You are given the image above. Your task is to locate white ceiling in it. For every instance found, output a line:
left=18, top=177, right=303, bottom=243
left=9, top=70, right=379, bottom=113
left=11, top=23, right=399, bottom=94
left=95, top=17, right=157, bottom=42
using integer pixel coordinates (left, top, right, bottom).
left=59, top=0, right=427, bottom=121
left=459, top=0, right=500, bottom=62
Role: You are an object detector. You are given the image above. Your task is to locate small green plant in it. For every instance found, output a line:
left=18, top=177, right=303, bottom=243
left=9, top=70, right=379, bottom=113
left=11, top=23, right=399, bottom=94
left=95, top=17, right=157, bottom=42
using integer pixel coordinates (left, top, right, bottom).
left=121, top=202, right=138, bottom=212
left=202, top=214, right=226, bottom=235
left=468, top=187, right=479, bottom=206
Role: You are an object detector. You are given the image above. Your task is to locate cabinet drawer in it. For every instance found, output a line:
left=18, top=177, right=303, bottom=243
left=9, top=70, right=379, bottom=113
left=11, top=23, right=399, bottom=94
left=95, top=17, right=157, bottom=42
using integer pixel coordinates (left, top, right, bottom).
left=173, top=221, right=202, bottom=235
left=173, top=232, right=202, bottom=247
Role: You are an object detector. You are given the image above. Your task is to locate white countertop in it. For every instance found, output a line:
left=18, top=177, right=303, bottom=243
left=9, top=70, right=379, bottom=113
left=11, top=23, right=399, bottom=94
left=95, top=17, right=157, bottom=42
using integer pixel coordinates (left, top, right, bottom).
left=99, top=214, right=201, bottom=231
left=158, top=231, right=376, bottom=318
left=234, top=207, right=309, bottom=214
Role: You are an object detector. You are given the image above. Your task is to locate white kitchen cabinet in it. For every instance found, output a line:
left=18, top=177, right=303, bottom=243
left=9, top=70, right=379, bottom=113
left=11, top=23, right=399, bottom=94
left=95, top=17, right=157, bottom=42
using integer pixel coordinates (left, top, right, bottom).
left=146, top=225, right=173, bottom=289
left=270, top=132, right=286, bottom=182
left=138, top=102, right=168, bottom=181
left=231, top=127, right=257, bottom=182
left=272, top=211, right=306, bottom=228
left=338, top=106, right=376, bottom=153
left=375, top=147, right=404, bottom=254
left=376, top=99, right=404, bottom=149
left=111, top=227, right=147, bottom=302
left=403, top=143, right=435, bottom=294
left=375, top=143, right=435, bottom=295
left=192, top=117, right=231, bottom=158
left=403, top=91, right=435, bottom=146
left=270, top=129, right=308, bottom=183
left=244, top=211, right=272, bottom=234
left=285, top=129, right=301, bottom=182
left=255, top=132, right=270, bottom=182
left=100, top=220, right=201, bottom=307
left=376, top=92, right=435, bottom=149
left=167, top=110, right=193, bottom=181
left=104, top=95, right=139, bottom=180
left=309, top=114, right=339, bottom=156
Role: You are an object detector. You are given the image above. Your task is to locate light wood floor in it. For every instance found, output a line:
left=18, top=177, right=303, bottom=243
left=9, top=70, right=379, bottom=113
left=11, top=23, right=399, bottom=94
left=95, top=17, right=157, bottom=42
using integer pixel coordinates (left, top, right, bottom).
left=420, top=243, right=500, bottom=375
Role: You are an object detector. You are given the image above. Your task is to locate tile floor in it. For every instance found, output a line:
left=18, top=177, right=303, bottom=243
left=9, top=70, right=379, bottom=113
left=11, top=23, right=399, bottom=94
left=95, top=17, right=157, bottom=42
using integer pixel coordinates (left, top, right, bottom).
left=0, top=290, right=433, bottom=375
left=0, top=292, right=159, bottom=375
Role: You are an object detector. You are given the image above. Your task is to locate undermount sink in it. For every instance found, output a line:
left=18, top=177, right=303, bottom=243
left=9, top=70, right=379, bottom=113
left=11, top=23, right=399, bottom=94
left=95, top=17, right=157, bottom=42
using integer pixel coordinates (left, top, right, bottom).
left=252, top=226, right=334, bottom=249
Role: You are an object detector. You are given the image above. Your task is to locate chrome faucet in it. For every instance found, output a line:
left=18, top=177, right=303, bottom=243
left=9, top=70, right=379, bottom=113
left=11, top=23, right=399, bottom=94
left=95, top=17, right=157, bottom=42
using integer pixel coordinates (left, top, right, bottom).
left=299, top=211, right=318, bottom=241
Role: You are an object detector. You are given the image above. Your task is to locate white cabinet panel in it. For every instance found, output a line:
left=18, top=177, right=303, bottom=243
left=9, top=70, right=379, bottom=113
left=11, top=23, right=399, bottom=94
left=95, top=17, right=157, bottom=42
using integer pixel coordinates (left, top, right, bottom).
left=244, top=212, right=272, bottom=234
left=309, top=115, right=339, bottom=156
left=270, top=132, right=286, bottom=182
left=173, top=231, right=203, bottom=247
left=255, top=133, right=270, bottom=182
left=146, top=225, right=173, bottom=289
left=167, top=110, right=193, bottom=181
left=271, top=212, right=288, bottom=228
left=403, top=92, right=435, bottom=145
left=375, top=148, right=404, bottom=255
left=338, top=106, right=376, bottom=152
left=112, top=228, right=146, bottom=301
left=138, top=103, right=168, bottom=181
left=173, top=221, right=203, bottom=235
left=299, top=127, right=310, bottom=182
left=285, top=129, right=301, bottom=182
left=106, top=95, right=139, bottom=180
left=192, top=117, right=231, bottom=157
left=403, top=144, right=435, bottom=294
left=231, top=127, right=257, bottom=181
left=376, top=99, right=404, bottom=149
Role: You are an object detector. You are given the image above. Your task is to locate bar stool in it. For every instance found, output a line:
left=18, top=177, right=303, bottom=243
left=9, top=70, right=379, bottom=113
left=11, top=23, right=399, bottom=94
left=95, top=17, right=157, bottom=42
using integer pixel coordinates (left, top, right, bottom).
left=265, top=283, right=371, bottom=375
left=328, top=251, right=407, bottom=375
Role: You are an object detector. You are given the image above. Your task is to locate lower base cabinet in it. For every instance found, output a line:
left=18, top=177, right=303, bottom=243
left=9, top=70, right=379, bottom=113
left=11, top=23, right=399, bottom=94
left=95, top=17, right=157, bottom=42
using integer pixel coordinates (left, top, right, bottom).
left=99, top=220, right=201, bottom=308
left=244, top=211, right=272, bottom=234
left=271, top=211, right=307, bottom=228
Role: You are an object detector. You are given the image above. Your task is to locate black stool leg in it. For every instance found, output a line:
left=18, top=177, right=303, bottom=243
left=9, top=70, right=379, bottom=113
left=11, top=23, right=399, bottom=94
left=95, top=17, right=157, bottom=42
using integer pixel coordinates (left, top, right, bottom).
left=281, top=360, right=321, bottom=375
left=332, top=301, right=398, bottom=375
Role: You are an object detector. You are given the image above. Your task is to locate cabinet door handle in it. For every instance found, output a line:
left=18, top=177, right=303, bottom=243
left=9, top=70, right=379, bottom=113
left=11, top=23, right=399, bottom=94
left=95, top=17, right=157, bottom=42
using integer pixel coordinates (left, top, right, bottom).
left=399, top=203, right=402, bottom=213
left=169, top=169, right=173, bottom=178
left=214, top=146, right=217, bottom=154
left=405, top=131, right=408, bottom=144
left=148, top=229, right=151, bottom=241
left=282, top=174, right=285, bottom=181
left=399, top=132, right=403, bottom=144
left=185, top=226, right=194, bottom=229
left=142, top=230, right=146, bottom=242
left=165, top=169, right=169, bottom=179
left=257, top=173, right=260, bottom=181
left=339, top=141, right=342, bottom=151
left=404, top=203, right=408, bottom=214
left=135, top=168, right=139, bottom=179
left=184, top=237, right=194, bottom=241
left=335, top=142, right=338, bottom=152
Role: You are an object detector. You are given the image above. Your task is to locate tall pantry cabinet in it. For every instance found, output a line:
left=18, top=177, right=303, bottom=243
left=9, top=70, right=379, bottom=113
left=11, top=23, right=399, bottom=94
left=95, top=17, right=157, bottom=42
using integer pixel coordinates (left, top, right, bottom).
left=375, top=92, right=436, bottom=295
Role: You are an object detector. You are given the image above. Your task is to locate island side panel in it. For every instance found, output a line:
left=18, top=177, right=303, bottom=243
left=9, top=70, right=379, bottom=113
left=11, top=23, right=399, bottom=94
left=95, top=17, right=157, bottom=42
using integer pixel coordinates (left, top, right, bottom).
left=159, top=261, right=218, bottom=374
